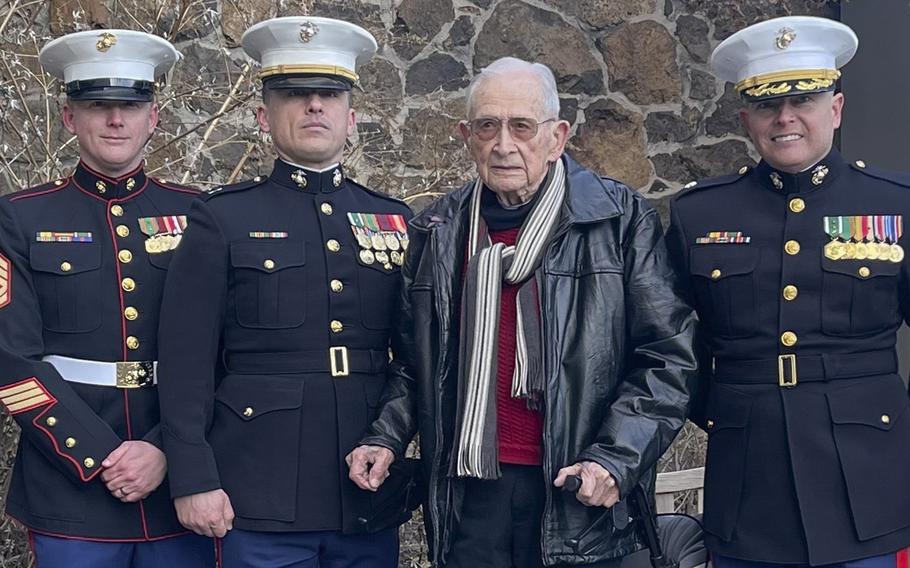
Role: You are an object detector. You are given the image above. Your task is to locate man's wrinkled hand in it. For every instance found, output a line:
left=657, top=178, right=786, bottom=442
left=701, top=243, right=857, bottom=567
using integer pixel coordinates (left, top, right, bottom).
left=346, top=445, right=394, bottom=492
left=554, top=461, right=620, bottom=508
left=101, top=441, right=166, bottom=503
left=174, top=489, right=235, bottom=538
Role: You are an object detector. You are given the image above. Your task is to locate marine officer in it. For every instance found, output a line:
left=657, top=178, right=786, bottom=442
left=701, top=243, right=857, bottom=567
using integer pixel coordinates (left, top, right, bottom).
left=0, top=29, right=214, bottom=567
left=668, top=15, right=910, bottom=568
left=156, top=16, right=414, bottom=568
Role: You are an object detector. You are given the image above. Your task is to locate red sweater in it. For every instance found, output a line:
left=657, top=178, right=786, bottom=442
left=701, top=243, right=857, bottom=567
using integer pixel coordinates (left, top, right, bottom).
left=489, top=227, right=544, bottom=465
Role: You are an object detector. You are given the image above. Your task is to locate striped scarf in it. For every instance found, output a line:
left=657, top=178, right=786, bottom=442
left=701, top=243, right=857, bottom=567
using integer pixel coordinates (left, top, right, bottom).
left=453, top=158, right=567, bottom=479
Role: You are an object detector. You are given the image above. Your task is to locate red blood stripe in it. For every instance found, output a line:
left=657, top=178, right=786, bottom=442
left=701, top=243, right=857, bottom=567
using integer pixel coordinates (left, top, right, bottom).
left=897, top=547, right=909, bottom=568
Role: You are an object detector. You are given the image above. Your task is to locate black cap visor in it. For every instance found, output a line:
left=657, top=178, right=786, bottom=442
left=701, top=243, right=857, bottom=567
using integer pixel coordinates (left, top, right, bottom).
left=262, top=74, right=353, bottom=92
left=66, top=78, right=155, bottom=102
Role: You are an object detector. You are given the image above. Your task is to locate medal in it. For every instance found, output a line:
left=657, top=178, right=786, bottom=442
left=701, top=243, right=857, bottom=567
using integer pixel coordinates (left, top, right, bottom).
left=858, top=216, right=876, bottom=259
left=384, top=233, right=400, bottom=251
left=866, top=241, right=879, bottom=260
left=391, top=251, right=403, bottom=266
left=843, top=242, right=856, bottom=260
left=376, top=215, right=402, bottom=251
left=375, top=251, right=390, bottom=265
left=891, top=244, right=905, bottom=263
left=371, top=233, right=387, bottom=251
left=145, top=236, right=162, bottom=254
left=161, top=234, right=177, bottom=251
left=355, top=228, right=372, bottom=249
left=359, top=249, right=375, bottom=264
left=824, top=240, right=844, bottom=260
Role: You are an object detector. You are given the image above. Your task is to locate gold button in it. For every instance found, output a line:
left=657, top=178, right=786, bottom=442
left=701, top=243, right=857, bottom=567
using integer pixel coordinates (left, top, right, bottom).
left=882, top=414, right=891, bottom=424
left=783, top=285, right=799, bottom=301
left=118, top=250, right=133, bottom=263
left=122, top=278, right=136, bottom=292
left=263, top=259, right=276, bottom=270
left=243, top=407, right=254, bottom=417
left=83, top=457, right=95, bottom=469
left=856, top=160, right=867, bottom=168
left=710, top=269, right=721, bottom=280
left=320, top=203, right=333, bottom=215
left=789, top=198, right=805, bottom=213
left=54, top=179, right=64, bottom=186
left=65, top=437, right=77, bottom=448
left=784, top=240, right=800, bottom=255
left=46, top=417, right=57, bottom=427
left=858, top=266, right=871, bottom=278
left=706, top=419, right=715, bottom=429
left=116, top=225, right=130, bottom=238
left=126, top=336, right=140, bottom=350
left=738, top=166, right=749, bottom=175
left=124, top=307, right=139, bottom=321
left=111, top=205, right=124, bottom=217
left=327, top=239, right=341, bottom=252
left=781, top=331, right=798, bottom=347
left=330, top=279, right=344, bottom=293
left=330, top=320, right=344, bottom=333
left=60, top=261, right=72, bottom=272
left=254, top=176, right=263, bottom=182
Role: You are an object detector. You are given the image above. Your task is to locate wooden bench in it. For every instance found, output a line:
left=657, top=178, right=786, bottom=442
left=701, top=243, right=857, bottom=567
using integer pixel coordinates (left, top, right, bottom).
left=655, top=467, right=705, bottom=514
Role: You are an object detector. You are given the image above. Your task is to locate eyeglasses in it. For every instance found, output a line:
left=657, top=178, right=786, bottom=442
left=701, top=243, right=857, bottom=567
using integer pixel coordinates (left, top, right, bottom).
left=467, top=117, right=556, bottom=142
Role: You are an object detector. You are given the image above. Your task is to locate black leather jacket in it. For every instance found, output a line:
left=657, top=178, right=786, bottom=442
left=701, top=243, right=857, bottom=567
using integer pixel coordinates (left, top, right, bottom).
left=362, top=155, right=698, bottom=565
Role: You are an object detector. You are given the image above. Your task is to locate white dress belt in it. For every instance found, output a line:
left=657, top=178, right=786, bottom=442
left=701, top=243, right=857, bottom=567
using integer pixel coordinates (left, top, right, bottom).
left=42, top=355, right=158, bottom=388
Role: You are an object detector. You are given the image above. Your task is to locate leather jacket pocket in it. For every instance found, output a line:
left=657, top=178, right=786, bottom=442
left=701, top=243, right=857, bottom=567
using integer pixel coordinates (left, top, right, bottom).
left=230, top=242, right=306, bottom=329
left=212, top=375, right=304, bottom=521
left=702, top=385, right=753, bottom=541
left=29, top=243, right=102, bottom=333
left=828, top=375, right=910, bottom=540
left=689, top=246, right=759, bottom=339
left=821, top=258, right=901, bottom=337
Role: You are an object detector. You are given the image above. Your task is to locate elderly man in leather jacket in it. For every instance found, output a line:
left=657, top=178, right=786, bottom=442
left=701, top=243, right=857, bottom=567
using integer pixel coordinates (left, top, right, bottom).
left=347, top=57, right=699, bottom=568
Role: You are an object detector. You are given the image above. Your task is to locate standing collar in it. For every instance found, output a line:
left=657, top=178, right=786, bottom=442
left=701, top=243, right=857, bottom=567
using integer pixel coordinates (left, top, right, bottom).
left=753, top=147, right=846, bottom=194
left=270, top=158, right=345, bottom=193
left=72, top=161, right=147, bottom=200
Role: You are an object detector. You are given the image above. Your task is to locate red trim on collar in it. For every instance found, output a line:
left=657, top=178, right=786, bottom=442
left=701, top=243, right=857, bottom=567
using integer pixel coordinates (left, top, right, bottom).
left=72, top=177, right=149, bottom=204
left=79, top=161, right=144, bottom=185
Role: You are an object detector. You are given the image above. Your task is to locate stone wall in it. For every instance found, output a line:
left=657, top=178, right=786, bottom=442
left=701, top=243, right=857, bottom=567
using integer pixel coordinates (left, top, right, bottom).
left=1, top=0, right=838, bottom=218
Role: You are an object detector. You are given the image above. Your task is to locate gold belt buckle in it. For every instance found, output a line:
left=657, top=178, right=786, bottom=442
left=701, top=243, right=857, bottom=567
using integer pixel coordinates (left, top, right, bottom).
left=116, top=361, right=154, bottom=388
left=778, top=354, right=797, bottom=388
left=330, top=346, right=349, bottom=378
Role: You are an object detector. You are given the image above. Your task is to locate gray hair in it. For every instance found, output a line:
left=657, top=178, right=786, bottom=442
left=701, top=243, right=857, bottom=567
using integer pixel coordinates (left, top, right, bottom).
left=465, top=57, right=560, bottom=119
